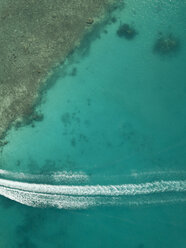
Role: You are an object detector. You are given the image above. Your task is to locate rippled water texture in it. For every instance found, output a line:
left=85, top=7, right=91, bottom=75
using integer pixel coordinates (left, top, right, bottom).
left=0, top=0, right=186, bottom=247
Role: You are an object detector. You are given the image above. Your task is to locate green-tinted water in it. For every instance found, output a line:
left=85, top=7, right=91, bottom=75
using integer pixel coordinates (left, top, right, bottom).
left=0, top=1, right=186, bottom=247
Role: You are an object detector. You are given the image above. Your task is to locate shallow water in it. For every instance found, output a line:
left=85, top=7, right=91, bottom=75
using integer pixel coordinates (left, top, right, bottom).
left=0, top=0, right=186, bottom=247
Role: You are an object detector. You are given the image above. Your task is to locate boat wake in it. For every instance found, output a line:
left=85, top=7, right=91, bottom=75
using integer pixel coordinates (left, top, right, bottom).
left=0, top=170, right=186, bottom=209
left=0, top=169, right=88, bottom=183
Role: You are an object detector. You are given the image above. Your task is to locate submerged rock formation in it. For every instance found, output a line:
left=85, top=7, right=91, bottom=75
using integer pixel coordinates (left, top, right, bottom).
left=0, top=0, right=117, bottom=139
left=117, top=23, right=137, bottom=39
left=153, top=33, right=180, bottom=55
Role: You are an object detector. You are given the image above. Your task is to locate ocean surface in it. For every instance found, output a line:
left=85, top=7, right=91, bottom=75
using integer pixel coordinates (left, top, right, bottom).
left=0, top=0, right=186, bottom=247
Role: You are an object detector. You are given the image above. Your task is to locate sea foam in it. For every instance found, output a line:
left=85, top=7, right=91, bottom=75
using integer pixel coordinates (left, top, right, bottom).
left=0, top=171, right=185, bottom=209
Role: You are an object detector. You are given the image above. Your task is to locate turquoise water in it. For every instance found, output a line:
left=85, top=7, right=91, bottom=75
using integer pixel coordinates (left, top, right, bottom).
left=0, top=0, right=186, bottom=247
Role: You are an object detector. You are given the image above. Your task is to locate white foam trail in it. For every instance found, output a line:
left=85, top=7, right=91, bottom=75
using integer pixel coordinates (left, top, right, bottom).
left=131, top=170, right=186, bottom=178
left=0, top=178, right=185, bottom=196
left=126, top=198, right=186, bottom=207
left=0, top=186, right=96, bottom=209
left=0, top=178, right=185, bottom=209
left=0, top=169, right=88, bottom=183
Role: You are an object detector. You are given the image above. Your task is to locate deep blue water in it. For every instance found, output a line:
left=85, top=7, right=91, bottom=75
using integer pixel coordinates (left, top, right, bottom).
left=0, top=1, right=186, bottom=247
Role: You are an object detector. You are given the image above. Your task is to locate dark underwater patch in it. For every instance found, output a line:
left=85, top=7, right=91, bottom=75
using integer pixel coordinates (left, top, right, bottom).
left=111, top=16, right=117, bottom=23
left=117, top=23, right=138, bottom=40
left=71, top=137, right=77, bottom=147
left=153, top=33, right=181, bottom=55
left=69, top=67, right=77, bottom=76
left=18, top=237, right=38, bottom=248
left=61, top=112, right=81, bottom=127
left=14, top=110, right=44, bottom=130
left=138, top=243, right=145, bottom=248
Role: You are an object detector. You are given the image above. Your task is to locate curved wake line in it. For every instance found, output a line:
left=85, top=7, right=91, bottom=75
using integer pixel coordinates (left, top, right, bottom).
left=0, top=178, right=186, bottom=209
left=0, top=179, right=186, bottom=196
left=1, top=186, right=186, bottom=209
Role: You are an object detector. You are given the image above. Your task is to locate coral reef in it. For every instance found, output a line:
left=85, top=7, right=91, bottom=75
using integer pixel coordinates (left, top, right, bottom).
left=0, top=0, right=116, bottom=139
left=117, top=23, right=137, bottom=39
left=153, top=33, right=180, bottom=55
